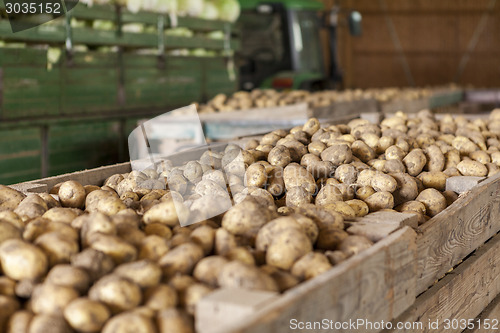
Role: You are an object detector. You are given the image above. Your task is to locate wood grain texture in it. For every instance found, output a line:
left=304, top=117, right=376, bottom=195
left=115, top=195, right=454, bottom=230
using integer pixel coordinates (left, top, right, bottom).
left=383, top=231, right=500, bottom=333
left=416, top=173, right=500, bottom=295
left=464, top=294, right=500, bottom=333
left=223, top=227, right=417, bottom=333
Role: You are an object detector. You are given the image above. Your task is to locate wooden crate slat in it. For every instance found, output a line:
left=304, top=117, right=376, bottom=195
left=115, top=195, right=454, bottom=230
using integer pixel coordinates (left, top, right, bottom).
left=384, top=231, right=500, bottom=333
left=464, top=293, right=500, bottom=333
left=219, top=227, right=417, bottom=333
left=416, top=173, right=500, bottom=294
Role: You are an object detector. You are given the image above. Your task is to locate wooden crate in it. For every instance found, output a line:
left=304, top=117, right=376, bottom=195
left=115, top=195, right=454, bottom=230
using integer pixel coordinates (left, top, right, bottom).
left=9, top=125, right=500, bottom=333
left=309, top=98, right=379, bottom=120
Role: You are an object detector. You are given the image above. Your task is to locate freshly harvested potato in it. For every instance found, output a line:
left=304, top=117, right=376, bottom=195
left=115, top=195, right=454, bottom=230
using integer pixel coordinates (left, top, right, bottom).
left=334, top=164, right=358, bottom=185
left=0, top=221, right=21, bottom=245
left=267, top=167, right=285, bottom=197
left=190, top=225, right=215, bottom=255
left=457, top=160, right=488, bottom=177
left=355, top=186, right=376, bottom=201
left=370, top=173, right=397, bottom=192
left=28, top=314, right=71, bottom=333
left=0, top=239, right=48, bottom=280
left=283, top=163, right=316, bottom=194
left=158, top=242, right=204, bottom=278
left=221, top=197, right=273, bottom=241
left=0, top=211, right=23, bottom=230
left=225, top=247, right=255, bottom=265
left=442, top=190, right=459, bottom=206
left=139, top=235, right=169, bottom=261
left=0, top=185, right=25, bottom=212
left=338, top=235, right=373, bottom=257
left=102, top=311, right=155, bottom=333
left=218, top=261, right=278, bottom=292
left=13, top=195, right=47, bottom=222
left=157, top=309, right=194, bottom=333
left=316, top=228, right=348, bottom=250
left=385, top=145, right=406, bottom=161
left=58, top=181, right=86, bottom=209
left=42, top=207, right=79, bottom=224
left=325, top=250, right=347, bottom=265
left=38, top=193, right=60, bottom=209
left=45, top=265, right=90, bottom=294
left=308, top=141, right=326, bottom=156
left=403, top=149, right=427, bottom=176
left=88, top=274, right=142, bottom=314
left=390, top=173, right=418, bottom=205
left=183, top=283, right=212, bottom=315
left=321, top=143, right=352, bottom=166
left=291, top=252, right=332, bottom=280
left=416, top=188, right=447, bottom=217
left=64, top=298, right=110, bottom=333
left=351, top=140, right=376, bottom=162
left=418, top=171, right=448, bottom=191
left=31, top=283, right=78, bottom=316
left=315, top=184, right=343, bottom=206
left=114, top=260, right=162, bottom=288
left=345, top=199, right=369, bottom=217
left=267, top=145, right=292, bottom=168
left=71, top=248, right=115, bottom=281
left=244, top=163, right=267, bottom=188
left=143, top=199, right=189, bottom=227
left=364, top=191, right=394, bottom=211
left=6, top=310, right=33, bottom=333
left=322, top=202, right=356, bottom=219
left=88, top=233, right=137, bottom=265
left=193, top=256, right=228, bottom=287
left=285, top=186, right=312, bottom=207
left=144, top=284, right=178, bottom=311
left=34, top=231, right=79, bottom=266
left=0, top=295, right=20, bottom=331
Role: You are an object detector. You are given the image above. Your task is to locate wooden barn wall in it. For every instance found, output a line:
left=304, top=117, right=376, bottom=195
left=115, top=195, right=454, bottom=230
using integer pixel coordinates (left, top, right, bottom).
left=322, top=0, right=500, bottom=88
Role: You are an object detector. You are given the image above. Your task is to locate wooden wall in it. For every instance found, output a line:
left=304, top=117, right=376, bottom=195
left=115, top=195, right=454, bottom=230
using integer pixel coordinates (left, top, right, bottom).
left=323, top=0, right=500, bottom=88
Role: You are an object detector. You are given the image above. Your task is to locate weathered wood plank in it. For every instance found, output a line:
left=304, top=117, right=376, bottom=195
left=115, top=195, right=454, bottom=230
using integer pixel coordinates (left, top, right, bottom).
left=220, top=227, right=417, bottom=333
left=464, top=294, right=500, bottom=333
left=383, top=231, right=500, bottom=333
left=416, top=173, right=500, bottom=294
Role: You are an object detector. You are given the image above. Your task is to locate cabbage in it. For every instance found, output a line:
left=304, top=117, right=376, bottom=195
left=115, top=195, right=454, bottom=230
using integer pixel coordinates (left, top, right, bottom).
left=141, top=0, right=158, bottom=12
left=201, top=2, right=219, bottom=20
left=122, top=23, right=145, bottom=33
left=178, top=0, right=204, bottom=17
left=165, top=27, right=193, bottom=37
left=157, top=0, right=178, bottom=14
left=92, top=20, right=115, bottom=30
left=47, top=47, right=61, bottom=70
left=214, top=0, right=240, bottom=22
left=207, top=30, right=224, bottom=39
left=127, top=0, right=142, bottom=13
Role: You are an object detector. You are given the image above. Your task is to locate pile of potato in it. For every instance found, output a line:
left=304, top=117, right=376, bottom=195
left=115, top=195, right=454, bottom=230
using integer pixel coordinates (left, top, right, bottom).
left=197, top=86, right=459, bottom=113
left=1, top=108, right=500, bottom=332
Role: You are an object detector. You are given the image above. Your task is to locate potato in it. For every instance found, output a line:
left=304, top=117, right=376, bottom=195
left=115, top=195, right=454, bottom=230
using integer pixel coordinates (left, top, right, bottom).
left=338, top=235, right=373, bottom=257
left=283, top=163, right=316, bottom=194
left=38, top=193, right=60, bottom=210
left=58, top=181, right=86, bottom=209
left=334, top=164, right=358, bottom=185
left=31, top=283, right=78, bottom=316
left=291, top=252, right=332, bottom=280
left=442, top=190, right=459, bottom=206
left=14, top=195, right=47, bottom=222
left=0, top=239, right=48, bottom=281
left=322, top=202, right=356, bottom=219
left=321, top=143, right=352, bottom=166
left=88, top=233, right=137, bottom=265
left=102, top=312, right=155, bottom=333
left=71, top=248, right=115, bottom=282
left=144, top=284, right=178, bottom=311
left=325, top=250, right=347, bottom=265
left=396, top=200, right=427, bottom=216
left=265, top=228, right=312, bottom=270
left=35, top=232, right=79, bottom=266
left=0, top=211, right=23, bottom=230
left=316, top=228, right=348, bottom=250
left=157, top=309, right=194, bottom=333
left=193, top=256, right=228, bottom=288
left=418, top=171, right=448, bottom=191
left=267, top=145, right=292, bottom=168
left=290, top=214, right=318, bottom=245
left=385, top=145, right=406, bottom=161
left=267, top=167, right=285, bottom=197
left=457, top=160, right=488, bottom=177
left=356, top=169, right=377, bottom=187
left=158, top=243, right=204, bottom=278
left=0, top=185, right=25, bottom=212
left=296, top=204, right=344, bottom=231
left=308, top=141, right=326, bottom=156
left=351, top=140, right=376, bottom=162
left=183, top=283, right=212, bottom=315
left=218, top=261, right=278, bottom=292
left=6, top=310, right=33, bottom=333
left=225, top=247, right=255, bottom=265
left=190, top=225, right=215, bottom=256
left=370, top=173, right=397, bottom=192
left=279, top=139, right=308, bottom=162
left=221, top=197, right=273, bottom=241
left=64, top=298, right=110, bottom=333
left=255, top=217, right=302, bottom=252
left=416, top=188, right=447, bottom=217
left=345, top=199, right=369, bottom=217
left=143, top=199, right=189, bottom=227
left=355, top=186, right=376, bottom=201
left=46, top=265, right=90, bottom=294
left=28, top=314, right=72, bottom=333
left=0, top=295, right=20, bottom=331
left=452, top=136, right=478, bottom=154
left=0, top=221, right=21, bottom=245
left=214, top=228, right=237, bottom=256
left=403, top=149, right=427, bottom=176
left=244, top=163, right=267, bottom=188
left=303, top=117, right=320, bottom=136
left=41, top=208, right=78, bottom=225
left=364, top=191, right=394, bottom=211
left=285, top=186, right=312, bottom=207
left=114, top=260, right=161, bottom=288
left=85, top=190, right=115, bottom=213
left=88, top=274, right=142, bottom=314
left=307, top=160, right=335, bottom=179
